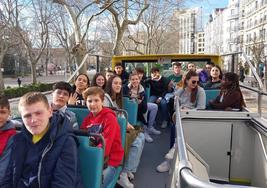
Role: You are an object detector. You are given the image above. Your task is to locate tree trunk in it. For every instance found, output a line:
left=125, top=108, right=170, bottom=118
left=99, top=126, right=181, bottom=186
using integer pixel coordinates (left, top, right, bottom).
left=113, top=29, right=124, bottom=55
left=31, top=62, right=37, bottom=84
left=0, top=55, right=5, bottom=92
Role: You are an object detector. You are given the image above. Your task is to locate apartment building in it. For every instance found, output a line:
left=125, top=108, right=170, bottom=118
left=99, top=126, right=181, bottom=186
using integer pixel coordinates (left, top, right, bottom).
left=196, top=32, right=205, bottom=54
left=204, top=8, right=227, bottom=54
left=239, top=0, right=267, bottom=59
left=173, top=8, right=202, bottom=54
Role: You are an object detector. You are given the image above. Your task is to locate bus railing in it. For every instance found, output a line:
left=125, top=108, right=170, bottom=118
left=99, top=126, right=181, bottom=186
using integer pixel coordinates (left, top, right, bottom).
left=174, top=98, right=254, bottom=188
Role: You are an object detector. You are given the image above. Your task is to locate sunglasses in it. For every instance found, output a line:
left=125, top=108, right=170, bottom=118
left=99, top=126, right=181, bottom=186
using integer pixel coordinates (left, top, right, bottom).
left=191, top=80, right=199, bottom=84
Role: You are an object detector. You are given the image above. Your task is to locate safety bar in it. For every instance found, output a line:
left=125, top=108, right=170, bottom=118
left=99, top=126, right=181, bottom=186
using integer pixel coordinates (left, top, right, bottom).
left=174, top=97, right=255, bottom=188
left=241, top=52, right=264, bottom=117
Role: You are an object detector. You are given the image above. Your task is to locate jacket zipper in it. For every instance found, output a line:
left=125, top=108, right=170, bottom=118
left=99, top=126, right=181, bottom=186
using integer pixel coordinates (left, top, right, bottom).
left=37, top=138, right=54, bottom=188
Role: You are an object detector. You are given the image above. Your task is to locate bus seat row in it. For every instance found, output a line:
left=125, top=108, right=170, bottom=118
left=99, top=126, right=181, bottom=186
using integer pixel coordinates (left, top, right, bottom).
left=204, top=89, right=220, bottom=106
left=67, top=106, right=127, bottom=188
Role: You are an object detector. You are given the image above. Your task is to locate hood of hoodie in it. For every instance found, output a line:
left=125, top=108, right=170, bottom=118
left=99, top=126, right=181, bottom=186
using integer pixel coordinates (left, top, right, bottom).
left=89, top=107, right=116, bottom=121
left=0, top=120, right=16, bottom=131
left=127, top=83, right=144, bottom=94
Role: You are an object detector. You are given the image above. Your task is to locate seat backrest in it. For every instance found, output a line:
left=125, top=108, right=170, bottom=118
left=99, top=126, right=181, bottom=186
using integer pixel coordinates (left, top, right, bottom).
left=68, top=106, right=89, bottom=127
left=205, top=89, right=220, bottom=106
left=117, top=115, right=127, bottom=148
left=145, top=85, right=150, bottom=101
left=122, top=97, right=138, bottom=125
left=78, top=136, right=104, bottom=188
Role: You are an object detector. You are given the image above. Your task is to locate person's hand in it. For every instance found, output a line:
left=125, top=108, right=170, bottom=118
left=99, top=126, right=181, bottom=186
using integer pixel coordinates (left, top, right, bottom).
left=68, top=93, right=78, bottom=105
left=127, top=123, right=135, bottom=130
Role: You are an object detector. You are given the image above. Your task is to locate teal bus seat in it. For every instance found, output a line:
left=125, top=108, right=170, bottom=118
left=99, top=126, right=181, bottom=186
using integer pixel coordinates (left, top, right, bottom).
left=205, top=89, right=220, bottom=106
left=122, top=97, right=138, bottom=126
left=107, top=108, right=127, bottom=188
left=75, top=132, right=104, bottom=188
left=67, top=105, right=89, bottom=127
left=145, top=85, right=150, bottom=102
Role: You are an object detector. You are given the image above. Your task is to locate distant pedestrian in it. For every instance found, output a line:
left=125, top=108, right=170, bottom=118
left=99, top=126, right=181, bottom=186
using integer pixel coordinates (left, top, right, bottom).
left=17, top=78, right=21, bottom=87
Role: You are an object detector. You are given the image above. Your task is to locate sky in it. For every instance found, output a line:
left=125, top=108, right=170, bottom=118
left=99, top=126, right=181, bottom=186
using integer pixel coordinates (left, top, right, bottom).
left=185, top=0, right=229, bottom=25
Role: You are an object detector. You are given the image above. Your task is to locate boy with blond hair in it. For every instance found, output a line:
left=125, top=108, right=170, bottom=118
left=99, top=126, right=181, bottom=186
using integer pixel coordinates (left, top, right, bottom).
left=1, top=92, right=83, bottom=188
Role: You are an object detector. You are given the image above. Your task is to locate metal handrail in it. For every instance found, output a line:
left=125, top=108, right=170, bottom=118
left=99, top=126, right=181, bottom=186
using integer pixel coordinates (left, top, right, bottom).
left=174, top=97, right=255, bottom=188
left=241, top=52, right=264, bottom=117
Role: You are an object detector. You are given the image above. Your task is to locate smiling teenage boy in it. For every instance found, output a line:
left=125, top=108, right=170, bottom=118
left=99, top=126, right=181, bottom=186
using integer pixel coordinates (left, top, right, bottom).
left=1, top=92, right=83, bottom=188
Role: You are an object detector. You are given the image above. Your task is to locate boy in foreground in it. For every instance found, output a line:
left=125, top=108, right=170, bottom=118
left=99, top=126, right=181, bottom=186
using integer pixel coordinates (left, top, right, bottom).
left=1, top=92, right=83, bottom=188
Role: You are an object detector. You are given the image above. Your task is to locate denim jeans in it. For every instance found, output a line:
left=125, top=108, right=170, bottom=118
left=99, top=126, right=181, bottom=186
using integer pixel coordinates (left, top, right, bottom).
left=149, top=95, right=169, bottom=122
left=102, top=166, right=117, bottom=188
left=147, top=102, right=158, bottom=128
left=123, top=132, right=145, bottom=173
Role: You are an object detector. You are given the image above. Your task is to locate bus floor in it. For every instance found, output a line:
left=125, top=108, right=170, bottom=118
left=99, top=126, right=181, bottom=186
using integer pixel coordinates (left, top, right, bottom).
left=117, top=125, right=171, bottom=188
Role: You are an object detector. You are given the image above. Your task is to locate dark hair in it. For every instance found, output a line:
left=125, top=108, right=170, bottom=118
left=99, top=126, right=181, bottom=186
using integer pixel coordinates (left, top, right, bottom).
left=105, top=75, right=122, bottom=108
left=73, top=73, right=90, bottom=93
left=135, top=68, right=145, bottom=74
left=53, top=81, right=73, bottom=95
left=114, top=63, right=123, bottom=68
left=207, top=61, right=215, bottom=66
left=83, top=86, right=105, bottom=102
left=172, top=62, right=181, bottom=67
left=19, top=92, right=49, bottom=112
left=0, top=95, right=10, bottom=110
left=183, top=71, right=199, bottom=103
left=223, top=72, right=245, bottom=107
left=91, top=73, right=107, bottom=89
left=151, top=67, right=160, bottom=73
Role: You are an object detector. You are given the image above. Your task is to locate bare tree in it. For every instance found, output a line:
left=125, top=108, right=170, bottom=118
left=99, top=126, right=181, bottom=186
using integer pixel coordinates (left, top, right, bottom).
left=106, top=0, right=149, bottom=55
left=0, top=0, right=22, bottom=91
left=52, top=0, right=116, bottom=74
left=121, top=0, right=183, bottom=55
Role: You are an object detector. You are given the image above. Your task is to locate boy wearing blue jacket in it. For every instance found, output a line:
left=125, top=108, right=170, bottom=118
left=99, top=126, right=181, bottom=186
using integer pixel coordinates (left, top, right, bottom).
left=1, top=92, right=83, bottom=188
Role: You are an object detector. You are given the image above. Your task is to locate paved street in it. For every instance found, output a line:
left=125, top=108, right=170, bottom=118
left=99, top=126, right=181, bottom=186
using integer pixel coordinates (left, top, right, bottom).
left=4, top=73, right=68, bottom=88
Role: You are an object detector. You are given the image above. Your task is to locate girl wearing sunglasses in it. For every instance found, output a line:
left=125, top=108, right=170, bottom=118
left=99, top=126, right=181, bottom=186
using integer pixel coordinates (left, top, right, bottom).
left=174, top=71, right=206, bottom=110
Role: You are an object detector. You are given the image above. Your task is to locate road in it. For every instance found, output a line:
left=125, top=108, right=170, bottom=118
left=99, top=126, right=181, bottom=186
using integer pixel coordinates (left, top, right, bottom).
left=4, top=73, right=67, bottom=88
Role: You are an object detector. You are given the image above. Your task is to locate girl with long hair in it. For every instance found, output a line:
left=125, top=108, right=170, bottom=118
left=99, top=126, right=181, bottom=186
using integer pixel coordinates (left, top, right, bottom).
left=209, top=72, right=245, bottom=110
left=204, top=65, right=223, bottom=90
left=68, top=73, right=90, bottom=106
left=175, top=71, right=206, bottom=110
left=91, top=72, right=107, bottom=89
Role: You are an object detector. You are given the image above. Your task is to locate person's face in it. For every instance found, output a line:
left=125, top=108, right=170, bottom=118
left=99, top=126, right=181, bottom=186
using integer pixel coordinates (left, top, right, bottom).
left=221, top=76, right=232, bottom=88
left=86, top=94, right=103, bottom=116
left=130, top=75, right=140, bottom=88
left=114, top=66, right=123, bottom=75
left=96, top=75, right=105, bottom=88
left=151, top=71, right=161, bottom=79
left=137, top=73, right=144, bottom=80
left=75, top=75, right=89, bottom=91
left=187, top=64, right=196, bottom=71
left=210, top=67, right=221, bottom=79
left=106, top=72, right=114, bottom=81
left=20, top=101, right=52, bottom=135
left=0, top=107, right=10, bottom=128
left=112, top=77, right=122, bottom=94
left=187, top=76, right=199, bottom=90
left=205, top=64, right=213, bottom=73
left=173, top=65, right=182, bottom=75
left=52, top=89, right=70, bottom=109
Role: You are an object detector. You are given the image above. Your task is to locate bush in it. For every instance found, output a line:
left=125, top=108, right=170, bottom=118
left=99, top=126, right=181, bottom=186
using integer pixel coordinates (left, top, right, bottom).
left=3, top=83, right=54, bottom=99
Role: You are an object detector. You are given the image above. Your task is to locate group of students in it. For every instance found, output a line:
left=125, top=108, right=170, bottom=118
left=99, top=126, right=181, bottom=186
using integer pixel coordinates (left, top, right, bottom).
left=0, top=61, right=246, bottom=188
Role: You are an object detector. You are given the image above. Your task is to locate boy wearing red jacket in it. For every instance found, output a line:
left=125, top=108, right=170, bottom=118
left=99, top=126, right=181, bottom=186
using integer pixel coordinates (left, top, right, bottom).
left=80, top=86, right=124, bottom=187
left=0, top=95, right=20, bottom=182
